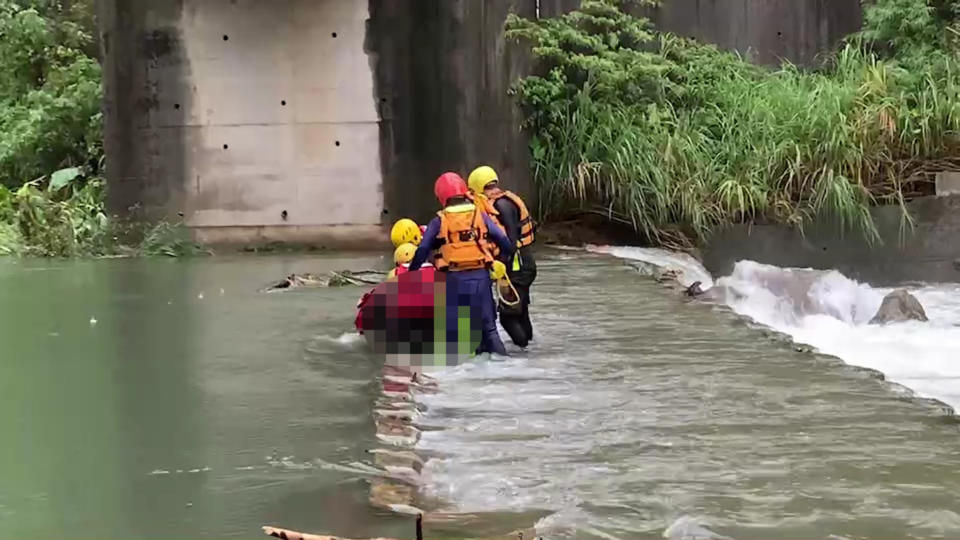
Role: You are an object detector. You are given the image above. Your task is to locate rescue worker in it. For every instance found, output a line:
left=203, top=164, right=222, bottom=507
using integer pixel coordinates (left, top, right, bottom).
left=409, top=172, right=514, bottom=358
left=387, top=242, right=419, bottom=280
left=390, top=218, right=422, bottom=248
left=467, top=165, right=537, bottom=348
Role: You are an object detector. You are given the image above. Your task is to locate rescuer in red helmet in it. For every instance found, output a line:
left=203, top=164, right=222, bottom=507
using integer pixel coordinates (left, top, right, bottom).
left=409, top=172, right=514, bottom=358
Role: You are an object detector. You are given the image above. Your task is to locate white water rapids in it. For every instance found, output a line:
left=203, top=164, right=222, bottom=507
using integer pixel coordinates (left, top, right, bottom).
left=589, top=245, right=960, bottom=410
left=409, top=246, right=960, bottom=539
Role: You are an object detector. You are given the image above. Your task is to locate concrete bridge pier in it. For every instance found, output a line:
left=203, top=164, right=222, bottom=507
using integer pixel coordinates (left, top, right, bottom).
left=98, top=0, right=861, bottom=249
left=98, top=0, right=538, bottom=249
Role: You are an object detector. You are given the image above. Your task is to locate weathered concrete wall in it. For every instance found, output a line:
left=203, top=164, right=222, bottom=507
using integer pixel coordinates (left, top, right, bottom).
left=100, top=0, right=537, bottom=244
left=531, top=0, right=862, bottom=66
left=367, top=0, right=536, bottom=226
left=99, top=0, right=863, bottom=247
left=703, top=196, right=960, bottom=286
left=647, top=0, right=862, bottom=66
left=99, top=0, right=386, bottom=247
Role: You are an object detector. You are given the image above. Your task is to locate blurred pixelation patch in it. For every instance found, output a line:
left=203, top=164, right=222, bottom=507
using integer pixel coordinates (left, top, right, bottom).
left=358, top=268, right=481, bottom=366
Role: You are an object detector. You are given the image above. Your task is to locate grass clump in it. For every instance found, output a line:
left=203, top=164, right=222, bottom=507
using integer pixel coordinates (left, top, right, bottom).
left=0, top=168, right=109, bottom=256
left=138, top=221, right=207, bottom=258
left=0, top=169, right=204, bottom=258
left=507, top=0, right=960, bottom=247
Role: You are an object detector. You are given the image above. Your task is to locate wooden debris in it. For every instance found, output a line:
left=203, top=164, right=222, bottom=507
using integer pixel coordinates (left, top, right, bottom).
left=262, top=527, right=400, bottom=540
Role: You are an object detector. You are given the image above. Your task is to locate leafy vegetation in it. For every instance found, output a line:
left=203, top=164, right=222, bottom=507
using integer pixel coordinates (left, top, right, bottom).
left=138, top=221, right=208, bottom=258
left=0, top=0, right=106, bottom=256
left=507, top=0, right=960, bottom=247
left=0, top=0, right=102, bottom=188
left=0, top=168, right=108, bottom=256
left=0, top=1, right=203, bottom=258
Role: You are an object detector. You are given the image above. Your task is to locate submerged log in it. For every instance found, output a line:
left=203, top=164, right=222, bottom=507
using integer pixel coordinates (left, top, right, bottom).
left=264, top=513, right=540, bottom=540
left=261, top=270, right=387, bottom=292
left=263, top=514, right=422, bottom=540
left=262, top=527, right=400, bottom=540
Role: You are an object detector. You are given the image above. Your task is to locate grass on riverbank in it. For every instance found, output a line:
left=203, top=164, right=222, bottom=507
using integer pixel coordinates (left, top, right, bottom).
left=507, top=0, right=960, bottom=248
left=0, top=170, right=204, bottom=257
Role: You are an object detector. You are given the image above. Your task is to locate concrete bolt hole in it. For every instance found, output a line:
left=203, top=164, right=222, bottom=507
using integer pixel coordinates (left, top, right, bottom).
left=174, top=103, right=180, bottom=110
left=281, top=100, right=287, bottom=106
left=335, top=141, right=341, bottom=147
left=223, top=144, right=229, bottom=150
left=223, top=35, right=229, bottom=41
left=332, top=32, right=338, bottom=38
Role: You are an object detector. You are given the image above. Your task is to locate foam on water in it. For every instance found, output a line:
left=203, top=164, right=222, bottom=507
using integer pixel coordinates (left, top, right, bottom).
left=598, top=247, right=960, bottom=410
left=406, top=248, right=960, bottom=538
left=586, top=245, right=715, bottom=289
left=315, top=332, right=365, bottom=348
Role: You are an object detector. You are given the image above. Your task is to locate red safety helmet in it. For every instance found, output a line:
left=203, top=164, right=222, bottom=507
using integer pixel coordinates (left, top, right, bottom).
left=434, top=172, right=469, bottom=207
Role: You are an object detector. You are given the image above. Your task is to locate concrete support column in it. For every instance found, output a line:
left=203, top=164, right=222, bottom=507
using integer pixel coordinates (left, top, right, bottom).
left=99, top=0, right=386, bottom=248
left=367, top=0, right=538, bottom=225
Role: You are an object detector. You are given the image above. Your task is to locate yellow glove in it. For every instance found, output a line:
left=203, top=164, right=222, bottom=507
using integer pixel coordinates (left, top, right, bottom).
left=490, top=260, right=507, bottom=280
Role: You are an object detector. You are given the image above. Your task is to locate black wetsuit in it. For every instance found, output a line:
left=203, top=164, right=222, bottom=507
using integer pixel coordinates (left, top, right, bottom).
left=493, top=195, right=537, bottom=348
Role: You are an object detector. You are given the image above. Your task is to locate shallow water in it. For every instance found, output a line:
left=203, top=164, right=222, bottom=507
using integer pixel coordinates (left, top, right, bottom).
left=419, top=253, right=960, bottom=540
left=2, top=252, right=960, bottom=539
left=0, top=254, right=414, bottom=539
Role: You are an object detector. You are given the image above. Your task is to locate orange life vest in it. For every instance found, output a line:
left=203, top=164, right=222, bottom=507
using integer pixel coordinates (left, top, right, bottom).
left=470, top=193, right=503, bottom=259
left=489, top=190, right=535, bottom=248
left=433, top=203, right=495, bottom=272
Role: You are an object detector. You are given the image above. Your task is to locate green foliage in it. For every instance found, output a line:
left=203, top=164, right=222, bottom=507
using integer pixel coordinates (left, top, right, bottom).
left=0, top=175, right=206, bottom=258
left=138, top=222, right=206, bottom=258
left=508, top=0, right=960, bottom=246
left=0, top=0, right=110, bottom=257
left=0, top=168, right=108, bottom=256
left=0, top=221, right=23, bottom=255
left=0, top=0, right=102, bottom=190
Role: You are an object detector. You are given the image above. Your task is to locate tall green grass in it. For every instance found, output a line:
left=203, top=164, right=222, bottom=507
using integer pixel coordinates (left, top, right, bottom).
left=508, top=0, right=960, bottom=247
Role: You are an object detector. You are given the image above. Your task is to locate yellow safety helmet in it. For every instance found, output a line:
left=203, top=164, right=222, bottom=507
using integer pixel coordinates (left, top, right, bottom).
left=467, top=166, right=499, bottom=194
left=390, top=218, right=421, bottom=247
left=393, top=242, right=417, bottom=265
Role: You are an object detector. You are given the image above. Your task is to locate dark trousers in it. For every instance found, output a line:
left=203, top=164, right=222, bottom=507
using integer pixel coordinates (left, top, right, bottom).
left=445, top=269, right=507, bottom=357
left=499, top=248, right=536, bottom=348
left=499, top=281, right=533, bottom=348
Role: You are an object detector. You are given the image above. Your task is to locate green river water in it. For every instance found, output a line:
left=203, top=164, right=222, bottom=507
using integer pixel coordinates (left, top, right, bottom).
left=1, top=252, right=959, bottom=540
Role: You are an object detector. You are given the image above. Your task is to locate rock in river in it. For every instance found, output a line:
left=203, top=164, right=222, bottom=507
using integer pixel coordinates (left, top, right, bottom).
left=869, top=289, right=929, bottom=325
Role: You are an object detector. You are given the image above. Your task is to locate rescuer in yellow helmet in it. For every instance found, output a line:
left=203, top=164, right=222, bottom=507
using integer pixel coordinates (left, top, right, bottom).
left=467, top=165, right=537, bottom=349
left=387, top=242, right=420, bottom=280
left=390, top=218, right=422, bottom=248
left=408, top=172, right=515, bottom=357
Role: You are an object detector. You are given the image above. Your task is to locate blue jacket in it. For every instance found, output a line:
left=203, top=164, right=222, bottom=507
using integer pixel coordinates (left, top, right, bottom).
left=410, top=209, right=514, bottom=271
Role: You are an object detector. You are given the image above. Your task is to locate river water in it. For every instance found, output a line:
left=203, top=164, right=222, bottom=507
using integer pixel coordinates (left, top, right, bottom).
left=2, top=251, right=960, bottom=540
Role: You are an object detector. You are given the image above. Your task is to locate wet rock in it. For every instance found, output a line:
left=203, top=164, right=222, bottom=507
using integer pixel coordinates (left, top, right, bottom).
left=869, top=289, right=929, bottom=325
left=684, top=281, right=705, bottom=297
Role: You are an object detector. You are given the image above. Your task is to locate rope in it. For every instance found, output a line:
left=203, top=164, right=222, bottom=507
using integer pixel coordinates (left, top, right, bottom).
left=495, top=275, right=521, bottom=307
